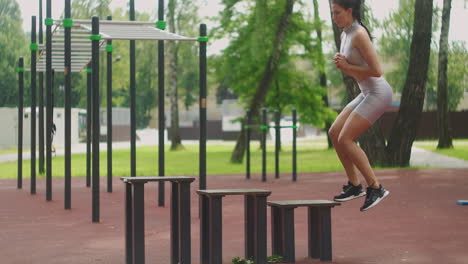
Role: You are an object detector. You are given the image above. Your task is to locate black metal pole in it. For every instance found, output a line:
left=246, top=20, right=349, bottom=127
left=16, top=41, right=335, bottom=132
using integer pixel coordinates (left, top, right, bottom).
left=274, top=110, right=280, bottom=179
left=261, top=108, right=266, bottom=182
left=64, top=0, right=72, bottom=210
left=246, top=110, right=251, bottom=180
left=86, top=64, right=92, bottom=188
left=157, top=0, right=165, bottom=207
left=38, top=0, right=45, bottom=175
left=17, top=57, right=24, bottom=190
left=130, top=0, right=136, bottom=177
left=31, top=17, right=37, bottom=194
left=106, top=15, right=113, bottom=193
left=292, top=109, right=297, bottom=181
left=199, top=24, right=207, bottom=190
left=45, top=0, right=52, bottom=201
left=91, top=16, right=100, bottom=223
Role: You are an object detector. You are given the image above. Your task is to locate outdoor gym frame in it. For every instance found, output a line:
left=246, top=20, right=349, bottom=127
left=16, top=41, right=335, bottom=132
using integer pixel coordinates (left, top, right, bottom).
left=245, top=108, right=298, bottom=182
left=17, top=0, right=208, bottom=223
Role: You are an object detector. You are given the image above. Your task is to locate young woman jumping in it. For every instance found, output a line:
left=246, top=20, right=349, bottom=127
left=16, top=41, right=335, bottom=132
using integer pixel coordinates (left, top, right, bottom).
left=329, top=0, right=391, bottom=211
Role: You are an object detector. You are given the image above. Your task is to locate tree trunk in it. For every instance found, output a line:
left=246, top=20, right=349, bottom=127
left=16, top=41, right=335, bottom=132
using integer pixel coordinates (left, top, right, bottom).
left=230, top=0, right=296, bottom=163
left=386, top=0, right=434, bottom=166
left=313, top=0, right=333, bottom=148
left=328, top=0, right=387, bottom=166
left=168, top=0, right=183, bottom=150
left=436, top=0, right=453, bottom=149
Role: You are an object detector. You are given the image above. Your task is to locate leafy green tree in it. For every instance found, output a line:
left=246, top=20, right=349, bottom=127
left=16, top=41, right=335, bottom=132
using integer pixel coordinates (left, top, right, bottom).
left=0, top=0, right=28, bottom=106
left=436, top=0, right=453, bottom=149
left=378, top=0, right=441, bottom=95
left=167, top=0, right=201, bottom=149
left=212, top=0, right=335, bottom=162
left=426, top=41, right=467, bottom=111
left=386, top=0, right=434, bottom=166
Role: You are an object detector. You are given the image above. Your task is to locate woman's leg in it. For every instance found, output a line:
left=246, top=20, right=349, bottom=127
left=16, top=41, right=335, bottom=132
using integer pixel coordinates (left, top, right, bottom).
left=337, top=112, right=379, bottom=188
left=328, top=107, right=360, bottom=185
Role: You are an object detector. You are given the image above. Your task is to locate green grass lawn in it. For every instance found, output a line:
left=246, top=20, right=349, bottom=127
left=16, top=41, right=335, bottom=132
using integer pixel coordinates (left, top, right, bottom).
left=1, top=144, right=346, bottom=179
left=415, top=140, right=468, bottom=161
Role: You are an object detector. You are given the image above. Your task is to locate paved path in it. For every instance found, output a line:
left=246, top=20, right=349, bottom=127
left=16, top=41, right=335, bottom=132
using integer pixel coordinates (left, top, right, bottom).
left=410, top=146, right=468, bottom=168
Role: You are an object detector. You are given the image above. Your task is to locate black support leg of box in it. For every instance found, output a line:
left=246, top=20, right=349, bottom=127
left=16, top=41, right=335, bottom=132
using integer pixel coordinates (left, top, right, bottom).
left=320, top=207, right=332, bottom=261
left=271, top=206, right=283, bottom=257
left=132, top=183, right=145, bottom=264
left=282, top=208, right=295, bottom=263
left=200, top=195, right=210, bottom=264
left=179, top=182, right=192, bottom=264
left=125, top=183, right=133, bottom=264
left=209, top=196, right=223, bottom=264
left=255, top=196, right=268, bottom=264
left=245, top=195, right=255, bottom=259
left=308, top=207, right=321, bottom=259
left=170, top=182, right=179, bottom=264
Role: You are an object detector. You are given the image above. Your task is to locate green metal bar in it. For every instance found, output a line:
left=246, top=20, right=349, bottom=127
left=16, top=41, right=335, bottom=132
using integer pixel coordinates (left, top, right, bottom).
left=30, top=17, right=37, bottom=194
left=64, top=0, right=72, bottom=210
left=157, top=0, right=165, bottom=207
left=106, top=15, right=113, bottom=193
left=91, top=16, right=100, bottom=223
left=246, top=110, right=251, bottom=180
left=199, top=24, right=207, bottom=190
left=45, top=0, right=52, bottom=201
left=275, top=110, right=280, bottom=179
left=18, top=57, right=24, bottom=190
left=262, top=108, right=267, bottom=182
left=292, top=109, right=297, bottom=181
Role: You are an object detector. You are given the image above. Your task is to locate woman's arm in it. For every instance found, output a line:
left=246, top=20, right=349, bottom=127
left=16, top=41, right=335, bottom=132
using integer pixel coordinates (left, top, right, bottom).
left=335, top=29, right=383, bottom=79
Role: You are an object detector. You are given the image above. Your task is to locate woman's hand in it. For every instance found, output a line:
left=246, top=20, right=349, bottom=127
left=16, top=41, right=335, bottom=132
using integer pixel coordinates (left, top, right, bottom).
left=334, top=53, right=349, bottom=71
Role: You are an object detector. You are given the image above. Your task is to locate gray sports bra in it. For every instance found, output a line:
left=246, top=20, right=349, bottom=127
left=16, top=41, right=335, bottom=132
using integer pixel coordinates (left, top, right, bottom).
left=340, top=21, right=367, bottom=67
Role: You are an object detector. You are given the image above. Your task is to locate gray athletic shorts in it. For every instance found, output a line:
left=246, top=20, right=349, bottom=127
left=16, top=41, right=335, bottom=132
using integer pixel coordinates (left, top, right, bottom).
left=344, top=77, right=393, bottom=124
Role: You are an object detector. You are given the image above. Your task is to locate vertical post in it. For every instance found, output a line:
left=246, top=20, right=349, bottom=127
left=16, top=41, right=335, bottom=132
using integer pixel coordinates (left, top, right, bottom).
left=308, top=207, right=320, bottom=259
left=271, top=206, right=283, bottom=256
left=292, top=109, right=297, bottom=181
left=91, top=16, right=100, bottom=223
left=38, top=0, right=45, bottom=175
left=246, top=110, right=251, bottom=180
left=255, top=196, right=267, bottom=264
left=274, top=110, right=280, bottom=179
left=125, top=183, right=133, bottom=264
left=179, top=182, right=192, bottom=263
left=199, top=24, right=207, bottom=190
left=244, top=195, right=255, bottom=258
left=86, top=64, right=92, bottom=187
left=17, top=57, right=24, bottom=190
left=45, top=0, right=52, bottom=201
left=209, top=196, right=223, bottom=264
left=130, top=0, right=136, bottom=177
left=320, top=207, right=332, bottom=261
left=261, top=108, right=267, bottom=182
left=64, top=0, right=72, bottom=210
left=170, top=182, right=179, bottom=264
left=283, top=207, right=296, bottom=262
left=106, top=15, right=113, bottom=193
left=157, top=0, right=165, bottom=206
left=31, top=17, right=37, bottom=194
left=200, top=195, right=210, bottom=264
left=132, top=183, right=145, bottom=264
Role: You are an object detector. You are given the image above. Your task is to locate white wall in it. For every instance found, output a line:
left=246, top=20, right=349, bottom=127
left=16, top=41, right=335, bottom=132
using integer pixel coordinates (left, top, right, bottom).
left=0, top=108, right=20, bottom=150
left=1, top=107, right=85, bottom=149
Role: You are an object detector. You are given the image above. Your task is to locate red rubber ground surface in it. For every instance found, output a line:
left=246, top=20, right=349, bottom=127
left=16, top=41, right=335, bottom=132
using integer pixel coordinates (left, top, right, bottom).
left=1, top=168, right=467, bottom=264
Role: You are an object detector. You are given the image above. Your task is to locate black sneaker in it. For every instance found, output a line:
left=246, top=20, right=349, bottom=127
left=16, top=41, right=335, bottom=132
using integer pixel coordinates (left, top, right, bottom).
left=333, top=182, right=366, bottom=202
left=360, top=185, right=390, bottom=212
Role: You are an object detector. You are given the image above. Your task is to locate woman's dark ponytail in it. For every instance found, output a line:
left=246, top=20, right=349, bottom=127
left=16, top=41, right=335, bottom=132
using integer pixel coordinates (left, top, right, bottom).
left=332, top=0, right=373, bottom=40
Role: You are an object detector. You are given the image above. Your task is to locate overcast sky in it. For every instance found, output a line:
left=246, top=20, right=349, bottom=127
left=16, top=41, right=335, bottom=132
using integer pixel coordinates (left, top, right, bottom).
left=16, top=0, right=468, bottom=55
